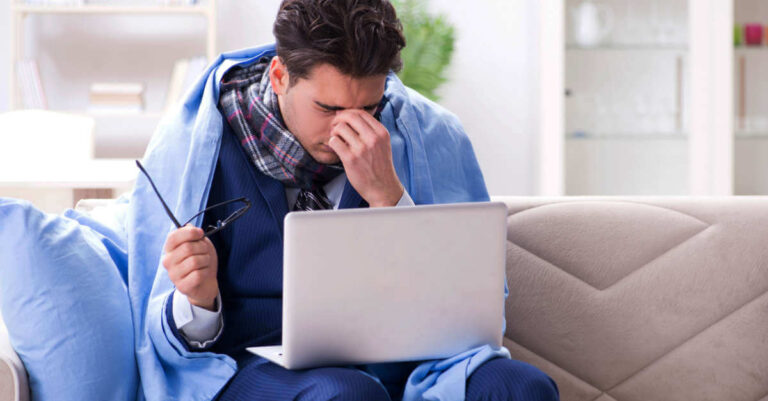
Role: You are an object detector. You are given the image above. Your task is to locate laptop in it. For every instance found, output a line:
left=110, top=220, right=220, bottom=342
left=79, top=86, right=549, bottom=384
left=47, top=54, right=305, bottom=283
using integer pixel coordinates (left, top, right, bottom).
left=247, top=201, right=507, bottom=370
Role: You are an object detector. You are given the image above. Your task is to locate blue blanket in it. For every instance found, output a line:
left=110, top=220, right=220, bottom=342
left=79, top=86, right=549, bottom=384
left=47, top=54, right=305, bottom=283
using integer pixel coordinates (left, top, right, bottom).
left=125, top=44, right=509, bottom=401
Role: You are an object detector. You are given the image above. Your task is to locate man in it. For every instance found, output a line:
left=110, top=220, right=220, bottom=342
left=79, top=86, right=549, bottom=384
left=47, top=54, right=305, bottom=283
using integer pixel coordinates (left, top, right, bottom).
left=156, top=0, right=559, bottom=399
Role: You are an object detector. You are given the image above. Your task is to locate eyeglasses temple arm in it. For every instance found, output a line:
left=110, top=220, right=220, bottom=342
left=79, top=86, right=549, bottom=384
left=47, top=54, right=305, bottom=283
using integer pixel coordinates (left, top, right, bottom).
left=135, top=160, right=182, bottom=229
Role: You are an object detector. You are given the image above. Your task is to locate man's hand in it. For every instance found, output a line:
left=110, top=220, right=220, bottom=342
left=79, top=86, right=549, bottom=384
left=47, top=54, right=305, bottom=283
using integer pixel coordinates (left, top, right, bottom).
left=328, top=109, right=404, bottom=207
left=161, top=225, right=219, bottom=311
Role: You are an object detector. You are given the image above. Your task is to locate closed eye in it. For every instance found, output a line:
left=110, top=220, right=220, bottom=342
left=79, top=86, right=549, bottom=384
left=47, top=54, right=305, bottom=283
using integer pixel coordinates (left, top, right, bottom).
left=314, top=100, right=381, bottom=114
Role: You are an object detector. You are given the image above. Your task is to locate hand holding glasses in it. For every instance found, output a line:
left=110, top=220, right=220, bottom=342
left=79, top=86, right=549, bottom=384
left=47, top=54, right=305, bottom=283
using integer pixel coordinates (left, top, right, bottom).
left=135, top=160, right=251, bottom=237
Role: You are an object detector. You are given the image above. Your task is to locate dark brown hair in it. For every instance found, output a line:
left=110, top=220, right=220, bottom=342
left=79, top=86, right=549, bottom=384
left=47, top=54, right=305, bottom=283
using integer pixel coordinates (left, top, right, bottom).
left=273, top=0, right=406, bottom=84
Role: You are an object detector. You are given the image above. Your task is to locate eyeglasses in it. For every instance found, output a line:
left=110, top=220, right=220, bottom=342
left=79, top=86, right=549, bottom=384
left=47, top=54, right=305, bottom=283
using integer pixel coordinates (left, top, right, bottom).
left=135, top=160, right=251, bottom=237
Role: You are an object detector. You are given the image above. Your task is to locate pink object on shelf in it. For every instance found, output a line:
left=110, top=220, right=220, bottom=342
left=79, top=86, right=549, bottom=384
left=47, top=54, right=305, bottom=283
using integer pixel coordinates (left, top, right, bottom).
left=745, top=23, right=764, bottom=46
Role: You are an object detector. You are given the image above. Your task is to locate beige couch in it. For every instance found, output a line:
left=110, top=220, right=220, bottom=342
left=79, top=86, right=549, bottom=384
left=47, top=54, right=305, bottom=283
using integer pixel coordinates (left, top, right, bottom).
left=1, top=196, right=767, bottom=401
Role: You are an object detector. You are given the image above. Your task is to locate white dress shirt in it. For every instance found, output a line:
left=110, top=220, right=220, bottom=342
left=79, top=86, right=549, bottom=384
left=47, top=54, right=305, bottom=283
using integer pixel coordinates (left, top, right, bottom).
left=173, top=172, right=415, bottom=348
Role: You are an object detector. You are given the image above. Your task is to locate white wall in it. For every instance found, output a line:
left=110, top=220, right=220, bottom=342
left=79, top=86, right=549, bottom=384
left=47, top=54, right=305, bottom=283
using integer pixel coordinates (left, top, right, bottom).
left=0, top=1, right=9, bottom=112
left=0, top=0, right=539, bottom=196
left=430, top=0, right=538, bottom=196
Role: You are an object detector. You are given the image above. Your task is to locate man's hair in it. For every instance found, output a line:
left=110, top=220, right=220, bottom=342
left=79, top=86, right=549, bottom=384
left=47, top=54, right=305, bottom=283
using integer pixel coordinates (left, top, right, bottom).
left=273, top=0, right=406, bottom=84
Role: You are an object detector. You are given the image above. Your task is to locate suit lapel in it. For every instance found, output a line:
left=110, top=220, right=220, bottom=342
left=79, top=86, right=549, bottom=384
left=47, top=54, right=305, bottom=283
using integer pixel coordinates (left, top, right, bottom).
left=251, top=170, right=289, bottom=237
left=224, top=120, right=290, bottom=238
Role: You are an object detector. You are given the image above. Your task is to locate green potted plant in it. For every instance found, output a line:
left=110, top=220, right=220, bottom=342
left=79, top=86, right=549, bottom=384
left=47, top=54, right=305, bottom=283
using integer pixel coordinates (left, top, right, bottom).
left=392, top=0, right=456, bottom=102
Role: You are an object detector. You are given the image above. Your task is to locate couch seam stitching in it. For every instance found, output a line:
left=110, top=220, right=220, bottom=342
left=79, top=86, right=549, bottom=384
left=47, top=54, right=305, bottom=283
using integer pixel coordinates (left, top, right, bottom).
left=590, top=393, right=614, bottom=401
left=508, top=223, right=711, bottom=292
left=507, top=240, right=602, bottom=291
left=506, top=200, right=711, bottom=226
left=603, top=288, right=768, bottom=394
left=753, top=389, right=768, bottom=401
left=508, top=238, right=768, bottom=396
left=600, top=224, right=712, bottom=291
left=503, top=336, right=604, bottom=398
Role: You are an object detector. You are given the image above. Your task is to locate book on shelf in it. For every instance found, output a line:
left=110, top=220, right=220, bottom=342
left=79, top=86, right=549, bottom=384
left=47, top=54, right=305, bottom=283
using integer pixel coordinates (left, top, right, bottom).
left=22, top=0, right=85, bottom=5
left=90, top=82, right=144, bottom=95
left=87, top=105, right=144, bottom=114
left=16, top=59, right=48, bottom=110
left=21, top=0, right=202, bottom=6
left=164, top=56, right=207, bottom=113
left=88, top=82, right=145, bottom=114
left=161, top=0, right=200, bottom=5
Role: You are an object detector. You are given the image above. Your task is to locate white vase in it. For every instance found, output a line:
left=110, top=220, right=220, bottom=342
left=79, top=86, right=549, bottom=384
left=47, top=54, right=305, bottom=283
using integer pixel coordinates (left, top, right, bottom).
left=571, top=0, right=613, bottom=48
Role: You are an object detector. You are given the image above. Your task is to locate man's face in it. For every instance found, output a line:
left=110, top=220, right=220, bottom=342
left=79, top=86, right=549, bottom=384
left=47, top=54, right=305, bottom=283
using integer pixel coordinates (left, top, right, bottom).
left=269, top=57, right=387, bottom=165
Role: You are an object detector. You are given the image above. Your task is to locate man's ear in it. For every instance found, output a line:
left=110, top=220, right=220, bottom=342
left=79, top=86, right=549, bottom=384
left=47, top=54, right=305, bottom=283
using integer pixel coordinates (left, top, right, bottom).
left=269, top=56, right=290, bottom=96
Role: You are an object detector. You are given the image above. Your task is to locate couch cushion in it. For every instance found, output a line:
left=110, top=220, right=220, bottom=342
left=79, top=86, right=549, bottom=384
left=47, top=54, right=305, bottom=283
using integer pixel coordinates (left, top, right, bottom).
left=497, top=197, right=768, bottom=401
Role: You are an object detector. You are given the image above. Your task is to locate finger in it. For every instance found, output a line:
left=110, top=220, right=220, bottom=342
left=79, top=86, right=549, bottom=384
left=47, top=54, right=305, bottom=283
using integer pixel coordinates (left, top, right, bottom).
left=164, top=224, right=204, bottom=253
left=335, top=112, right=378, bottom=148
left=356, top=111, right=390, bottom=139
left=333, top=110, right=377, bottom=132
left=202, top=236, right=215, bottom=249
left=328, top=135, right=353, bottom=162
left=162, top=239, right=209, bottom=271
left=331, top=122, right=365, bottom=155
left=175, top=268, right=206, bottom=296
left=175, top=254, right=212, bottom=282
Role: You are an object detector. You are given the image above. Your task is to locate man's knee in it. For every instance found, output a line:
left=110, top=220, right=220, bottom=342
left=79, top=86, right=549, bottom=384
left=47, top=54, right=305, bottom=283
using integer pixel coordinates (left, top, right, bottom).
left=298, top=368, right=390, bottom=401
left=466, top=358, right=560, bottom=401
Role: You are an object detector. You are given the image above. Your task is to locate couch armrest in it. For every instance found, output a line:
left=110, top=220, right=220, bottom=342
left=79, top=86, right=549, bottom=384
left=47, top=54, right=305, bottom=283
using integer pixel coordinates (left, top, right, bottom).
left=0, top=317, right=28, bottom=401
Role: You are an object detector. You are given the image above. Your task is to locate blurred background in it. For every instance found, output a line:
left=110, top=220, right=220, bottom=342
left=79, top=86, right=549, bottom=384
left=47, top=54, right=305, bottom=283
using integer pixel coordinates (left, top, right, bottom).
left=0, top=0, right=764, bottom=213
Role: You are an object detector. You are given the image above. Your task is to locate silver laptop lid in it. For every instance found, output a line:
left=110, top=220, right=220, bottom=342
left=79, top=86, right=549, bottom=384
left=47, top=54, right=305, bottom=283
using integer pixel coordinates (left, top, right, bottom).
left=281, top=201, right=507, bottom=369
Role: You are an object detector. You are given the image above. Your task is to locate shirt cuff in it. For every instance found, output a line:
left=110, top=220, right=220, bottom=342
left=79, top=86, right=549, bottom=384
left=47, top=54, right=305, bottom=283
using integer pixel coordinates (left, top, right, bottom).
left=396, top=189, right=415, bottom=207
left=172, top=290, right=223, bottom=349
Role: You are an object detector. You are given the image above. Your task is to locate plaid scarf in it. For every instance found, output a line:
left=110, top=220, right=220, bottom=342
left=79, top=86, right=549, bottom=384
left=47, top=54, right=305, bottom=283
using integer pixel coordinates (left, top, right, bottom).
left=218, top=59, right=344, bottom=210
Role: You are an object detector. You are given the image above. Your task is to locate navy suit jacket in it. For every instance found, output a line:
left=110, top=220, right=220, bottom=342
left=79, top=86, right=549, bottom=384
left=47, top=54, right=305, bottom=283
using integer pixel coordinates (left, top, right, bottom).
left=167, top=120, right=367, bottom=365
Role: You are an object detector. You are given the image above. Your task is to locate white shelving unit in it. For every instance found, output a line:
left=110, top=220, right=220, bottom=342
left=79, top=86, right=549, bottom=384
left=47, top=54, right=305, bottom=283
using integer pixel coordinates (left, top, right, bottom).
left=8, top=0, right=218, bottom=111
left=536, top=0, right=734, bottom=196
left=4, top=1, right=218, bottom=210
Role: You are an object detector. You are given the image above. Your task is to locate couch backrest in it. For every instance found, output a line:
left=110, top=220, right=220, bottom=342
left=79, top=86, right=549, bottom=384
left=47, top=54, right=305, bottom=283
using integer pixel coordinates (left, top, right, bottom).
left=495, top=196, right=768, bottom=401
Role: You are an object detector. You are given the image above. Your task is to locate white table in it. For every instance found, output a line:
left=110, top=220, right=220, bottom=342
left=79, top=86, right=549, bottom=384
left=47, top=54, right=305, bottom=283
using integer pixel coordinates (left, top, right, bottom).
left=0, top=158, right=137, bottom=213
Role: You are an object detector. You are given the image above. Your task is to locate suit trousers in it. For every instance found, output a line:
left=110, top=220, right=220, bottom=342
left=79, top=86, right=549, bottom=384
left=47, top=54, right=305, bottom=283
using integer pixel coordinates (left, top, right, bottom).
left=216, top=357, right=560, bottom=401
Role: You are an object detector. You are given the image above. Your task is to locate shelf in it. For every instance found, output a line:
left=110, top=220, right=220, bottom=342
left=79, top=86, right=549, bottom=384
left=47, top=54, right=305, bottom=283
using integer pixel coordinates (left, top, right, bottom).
left=85, top=111, right=164, bottom=118
left=12, top=3, right=212, bottom=15
left=569, top=131, right=768, bottom=140
left=566, top=132, right=687, bottom=140
left=9, top=0, right=217, bottom=109
left=44, top=110, right=166, bottom=119
left=734, top=46, right=768, bottom=54
left=566, top=44, right=688, bottom=52
left=0, top=158, right=137, bottom=189
left=735, top=131, right=768, bottom=138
